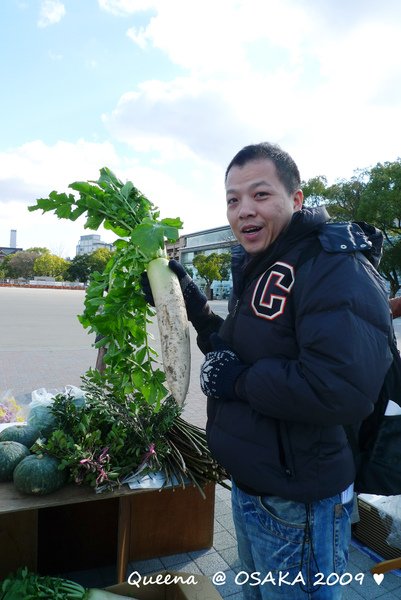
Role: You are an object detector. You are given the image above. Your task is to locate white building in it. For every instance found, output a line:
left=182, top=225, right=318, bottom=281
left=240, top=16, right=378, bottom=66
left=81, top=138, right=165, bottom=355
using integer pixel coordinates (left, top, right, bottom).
left=76, top=234, right=113, bottom=256
left=176, top=225, right=237, bottom=299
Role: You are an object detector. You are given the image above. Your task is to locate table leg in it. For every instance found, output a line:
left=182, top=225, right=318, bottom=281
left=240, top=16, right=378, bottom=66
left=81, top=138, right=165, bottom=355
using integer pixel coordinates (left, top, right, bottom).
left=0, top=509, right=38, bottom=579
left=116, top=496, right=131, bottom=583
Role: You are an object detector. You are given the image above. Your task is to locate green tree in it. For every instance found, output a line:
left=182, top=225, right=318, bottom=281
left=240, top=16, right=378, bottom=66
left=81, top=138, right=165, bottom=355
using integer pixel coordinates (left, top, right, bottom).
left=302, top=174, right=366, bottom=221
left=66, top=254, right=92, bottom=283
left=67, top=249, right=113, bottom=283
left=34, top=253, right=69, bottom=279
left=303, top=162, right=401, bottom=295
left=380, top=239, right=401, bottom=297
left=88, top=247, right=113, bottom=274
left=193, top=252, right=231, bottom=299
left=302, top=176, right=329, bottom=207
left=356, top=160, right=401, bottom=295
left=26, top=247, right=50, bottom=255
left=0, top=254, right=12, bottom=278
left=6, top=251, right=40, bottom=279
left=357, top=160, right=401, bottom=240
left=325, top=176, right=366, bottom=222
left=0, top=262, right=7, bottom=279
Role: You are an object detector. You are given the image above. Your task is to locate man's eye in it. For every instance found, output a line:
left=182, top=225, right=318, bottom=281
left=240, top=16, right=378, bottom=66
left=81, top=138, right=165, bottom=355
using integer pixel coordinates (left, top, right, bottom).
left=227, top=197, right=237, bottom=205
left=255, top=191, right=268, bottom=198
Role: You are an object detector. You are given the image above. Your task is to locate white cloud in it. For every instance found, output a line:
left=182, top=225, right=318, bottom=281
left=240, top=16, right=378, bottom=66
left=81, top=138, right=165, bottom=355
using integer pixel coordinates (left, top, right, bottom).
left=102, top=0, right=401, bottom=185
left=0, top=140, right=120, bottom=196
left=5, top=0, right=401, bottom=259
left=97, top=0, right=157, bottom=16
left=0, top=138, right=228, bottom=257
left=0, top=140, right=120, bottom=257
left=37, top=0, right=66, bottom=28
left=102, top=78, right=262, bottom=165
left=299, top=0, right=401, bottom=32
left=126, top=0, right=311, bottom=76
left=48, top=50, right=63, bottom=61
left=102, top=64, right=401, bottom=185
left=85, top=58, right=99, bottom=70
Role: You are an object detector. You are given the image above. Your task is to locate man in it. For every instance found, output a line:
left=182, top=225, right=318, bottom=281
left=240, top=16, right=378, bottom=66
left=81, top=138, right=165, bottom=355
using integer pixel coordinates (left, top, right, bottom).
left=197, top=143, right=393, bottom=599
left=144, top=142, right=393, bottom=599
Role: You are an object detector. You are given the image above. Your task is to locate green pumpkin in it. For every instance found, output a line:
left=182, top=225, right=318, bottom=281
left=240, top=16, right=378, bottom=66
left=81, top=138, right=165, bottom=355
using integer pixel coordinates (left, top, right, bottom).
left=13, top=454, right=67, bottom=495
left=0, top=424, right=40, bottom=449
left=0, top=441, right=31, bottom=482
left=27, top=405, right=57, bottom=438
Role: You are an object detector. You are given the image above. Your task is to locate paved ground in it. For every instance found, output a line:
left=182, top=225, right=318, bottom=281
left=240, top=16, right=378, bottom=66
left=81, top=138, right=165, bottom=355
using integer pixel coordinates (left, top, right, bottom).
left=1, top=286, right=401, bottom=599
left=0, top=285, right=212, bottom=426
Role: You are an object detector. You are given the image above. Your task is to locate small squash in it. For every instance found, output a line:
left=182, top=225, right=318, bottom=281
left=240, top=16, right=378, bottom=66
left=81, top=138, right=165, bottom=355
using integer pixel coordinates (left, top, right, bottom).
left=13, top=454, right=67, bottom=495
left=0, top=441, right=31, bottom=482
left=0, top=424, right=40, bottom=448
left=27, top=405, right=57, bottom=438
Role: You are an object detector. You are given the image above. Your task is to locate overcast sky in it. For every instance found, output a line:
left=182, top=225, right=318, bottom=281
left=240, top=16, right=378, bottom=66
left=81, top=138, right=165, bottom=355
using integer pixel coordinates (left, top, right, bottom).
left=1, top=0, right=401, bottom=257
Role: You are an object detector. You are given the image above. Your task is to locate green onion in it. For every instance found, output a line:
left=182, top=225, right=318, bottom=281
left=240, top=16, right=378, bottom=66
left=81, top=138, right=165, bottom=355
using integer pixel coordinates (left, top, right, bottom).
left=0, top=567, right=131, bottom=600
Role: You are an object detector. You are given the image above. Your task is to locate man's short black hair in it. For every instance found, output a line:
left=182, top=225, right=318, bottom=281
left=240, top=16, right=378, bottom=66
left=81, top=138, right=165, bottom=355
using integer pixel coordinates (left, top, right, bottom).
left=225, top=142, right=301, bottom=195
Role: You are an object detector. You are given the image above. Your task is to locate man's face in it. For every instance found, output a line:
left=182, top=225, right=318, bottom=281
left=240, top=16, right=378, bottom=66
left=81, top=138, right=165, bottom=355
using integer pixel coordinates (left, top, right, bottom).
left=225, top=158, right=303, bottom=255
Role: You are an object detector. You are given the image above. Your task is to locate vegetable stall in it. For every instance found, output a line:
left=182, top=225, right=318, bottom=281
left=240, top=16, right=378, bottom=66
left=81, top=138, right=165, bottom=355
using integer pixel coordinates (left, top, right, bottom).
left=25, top=167, right=228, bottom=496
left=0, top=168, right=228, bottom=582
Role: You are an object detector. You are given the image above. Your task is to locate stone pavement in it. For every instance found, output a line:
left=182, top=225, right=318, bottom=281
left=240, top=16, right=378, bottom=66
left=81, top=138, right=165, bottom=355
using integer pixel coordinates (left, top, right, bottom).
left=1, top=287, right=401, bottom=598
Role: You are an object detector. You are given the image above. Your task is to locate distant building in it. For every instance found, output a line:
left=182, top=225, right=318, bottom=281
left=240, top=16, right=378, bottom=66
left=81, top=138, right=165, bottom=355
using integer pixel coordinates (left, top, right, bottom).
left=76, top=234, right=113, bottom=256
left=0, top=247, right=22, bottom=262
left=165, top=225, right=237, bottom=299
left=10, top=230, right=17, bottom=248
left=0, top=229, right=21, bottom=262
left=165, top=236, right=184, bottom=261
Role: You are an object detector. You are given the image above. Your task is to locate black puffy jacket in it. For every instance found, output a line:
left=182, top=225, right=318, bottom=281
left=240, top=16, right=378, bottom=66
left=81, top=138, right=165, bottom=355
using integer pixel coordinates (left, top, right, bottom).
left=205, top=207, right=393, bottom=502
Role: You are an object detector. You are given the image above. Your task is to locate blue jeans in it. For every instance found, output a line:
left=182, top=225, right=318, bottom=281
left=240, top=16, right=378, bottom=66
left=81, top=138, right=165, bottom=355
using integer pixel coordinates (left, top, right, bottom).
left=231, top=481, right=353, bottom=600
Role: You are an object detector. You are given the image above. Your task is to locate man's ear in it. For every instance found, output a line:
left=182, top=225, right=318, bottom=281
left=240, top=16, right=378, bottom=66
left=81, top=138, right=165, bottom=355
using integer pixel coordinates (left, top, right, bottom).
left=293, top=189, right=303, bottom=212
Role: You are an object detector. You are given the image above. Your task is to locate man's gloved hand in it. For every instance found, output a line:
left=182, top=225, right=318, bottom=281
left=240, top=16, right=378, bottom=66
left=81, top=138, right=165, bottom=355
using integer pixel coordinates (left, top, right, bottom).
left=200, top=333, right=248, bottom=400
left=390, top=296, right=401, bottom=320
left=141, top=259, right=208, bottom=323
left=140, top=270, right=155, bottom=305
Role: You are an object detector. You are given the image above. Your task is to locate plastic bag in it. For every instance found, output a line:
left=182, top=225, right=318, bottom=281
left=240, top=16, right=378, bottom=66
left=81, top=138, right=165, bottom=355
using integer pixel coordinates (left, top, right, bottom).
left=359, top=493, right=401, bottom=549
left=381, top=496, right=401, bottom=549
left=29, top=385, right=85, bottom=410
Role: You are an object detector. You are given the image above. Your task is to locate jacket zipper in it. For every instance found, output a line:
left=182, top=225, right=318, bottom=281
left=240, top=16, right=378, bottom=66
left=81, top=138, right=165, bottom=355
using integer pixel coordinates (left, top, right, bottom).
left=230, top=293, right=295, bottom=479
left=232, top=298, right=240, bottom=318
left=226, top=297, right=241, bottom=347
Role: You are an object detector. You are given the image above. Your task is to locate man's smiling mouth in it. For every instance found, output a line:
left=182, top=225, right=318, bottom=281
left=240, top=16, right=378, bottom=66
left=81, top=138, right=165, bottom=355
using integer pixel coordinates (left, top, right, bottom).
left=242, top=225, right=262, bottom=234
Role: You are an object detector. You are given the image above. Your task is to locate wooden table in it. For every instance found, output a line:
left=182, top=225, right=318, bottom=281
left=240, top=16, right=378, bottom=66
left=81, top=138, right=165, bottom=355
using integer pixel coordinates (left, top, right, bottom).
left=0, top=481, right=215, bottom=582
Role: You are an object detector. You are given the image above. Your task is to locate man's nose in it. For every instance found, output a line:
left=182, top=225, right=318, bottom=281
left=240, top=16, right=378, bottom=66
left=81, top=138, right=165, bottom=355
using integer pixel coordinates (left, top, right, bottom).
left=238, top=197, right=256, bottom=218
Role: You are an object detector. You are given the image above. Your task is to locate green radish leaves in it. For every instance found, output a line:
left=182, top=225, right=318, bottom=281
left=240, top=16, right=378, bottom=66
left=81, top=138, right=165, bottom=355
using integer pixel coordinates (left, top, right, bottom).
left=29, top=168, right=183, bottom=410
left=29, top=167, right=181, bottom=258
left=130, top=217, right=183, bottom=258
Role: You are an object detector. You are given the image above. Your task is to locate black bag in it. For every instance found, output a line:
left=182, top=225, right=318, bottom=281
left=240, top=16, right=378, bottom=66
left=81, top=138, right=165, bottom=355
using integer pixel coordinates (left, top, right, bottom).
left=297, top=220, right=401, bottom=496
left=346, top=337, right=401, bottom=495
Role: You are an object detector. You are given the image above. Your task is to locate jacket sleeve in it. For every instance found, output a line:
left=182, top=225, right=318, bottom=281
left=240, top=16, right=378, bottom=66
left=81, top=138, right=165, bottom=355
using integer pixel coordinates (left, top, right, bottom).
left=236, top=252, right=393, bottom=425
left=194, top=306, right=224, bottom=354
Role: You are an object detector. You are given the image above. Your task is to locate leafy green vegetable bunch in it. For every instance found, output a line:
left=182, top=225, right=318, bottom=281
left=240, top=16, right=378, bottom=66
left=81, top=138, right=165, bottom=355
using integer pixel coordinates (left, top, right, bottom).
left=36, top=378, right=229, bottom=493
left=29, top=168, right=182, bottom=408
left=37, top=377, right=181, bottom=490
left=0, top=566, right=128, bottom=599
left=0, top=566, right=84, bottom=600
